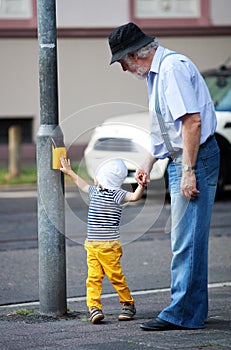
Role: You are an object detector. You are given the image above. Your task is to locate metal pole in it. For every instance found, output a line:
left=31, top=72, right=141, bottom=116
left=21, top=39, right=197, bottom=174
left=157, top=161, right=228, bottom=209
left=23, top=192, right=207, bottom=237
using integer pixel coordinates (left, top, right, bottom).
left=36, top=0, right=67, bottom=315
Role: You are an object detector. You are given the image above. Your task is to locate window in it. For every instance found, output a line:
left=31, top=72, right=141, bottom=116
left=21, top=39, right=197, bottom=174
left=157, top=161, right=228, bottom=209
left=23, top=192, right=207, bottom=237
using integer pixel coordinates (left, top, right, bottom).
left=0, top=118, right=33, bottom=144
left=130, top=0, right=210, bottom=28
left=204, top=74, right=231, bottom=112
left=0, top=0, right=32, bottom=19
left=0, top=0, right=36, bottom=29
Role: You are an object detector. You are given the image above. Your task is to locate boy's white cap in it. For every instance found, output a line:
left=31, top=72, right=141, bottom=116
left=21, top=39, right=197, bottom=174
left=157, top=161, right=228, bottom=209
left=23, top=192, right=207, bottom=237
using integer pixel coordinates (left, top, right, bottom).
left=95, top=158, right=128, bottom=190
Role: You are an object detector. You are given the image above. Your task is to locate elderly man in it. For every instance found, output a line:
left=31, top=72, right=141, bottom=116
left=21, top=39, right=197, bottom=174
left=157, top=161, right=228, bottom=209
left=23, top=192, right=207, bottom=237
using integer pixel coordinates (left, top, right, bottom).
left=108, top=22, right=220, bottom=331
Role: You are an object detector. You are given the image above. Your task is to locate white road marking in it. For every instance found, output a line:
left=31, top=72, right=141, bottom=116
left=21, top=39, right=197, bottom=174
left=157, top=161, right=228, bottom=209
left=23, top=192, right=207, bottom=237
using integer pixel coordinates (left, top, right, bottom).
left=1, top=281, right=230, bottom=309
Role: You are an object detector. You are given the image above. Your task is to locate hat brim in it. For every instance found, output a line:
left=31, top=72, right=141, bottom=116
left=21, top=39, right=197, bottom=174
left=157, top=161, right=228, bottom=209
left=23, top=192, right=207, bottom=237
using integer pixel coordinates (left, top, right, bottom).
left=110, top=35, right=154, bottom=65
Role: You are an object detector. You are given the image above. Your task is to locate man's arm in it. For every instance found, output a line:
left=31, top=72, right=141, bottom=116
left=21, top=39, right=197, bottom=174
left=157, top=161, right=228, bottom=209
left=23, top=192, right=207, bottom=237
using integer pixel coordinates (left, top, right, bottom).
left=135, top=153, right=157, bottom=186
left=181, top=113, right=201, bottom=199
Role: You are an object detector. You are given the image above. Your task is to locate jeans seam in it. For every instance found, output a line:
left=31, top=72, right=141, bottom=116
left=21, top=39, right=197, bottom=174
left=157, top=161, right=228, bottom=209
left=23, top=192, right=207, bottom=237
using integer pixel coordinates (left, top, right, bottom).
left=181, top=201, right=195, bottom=325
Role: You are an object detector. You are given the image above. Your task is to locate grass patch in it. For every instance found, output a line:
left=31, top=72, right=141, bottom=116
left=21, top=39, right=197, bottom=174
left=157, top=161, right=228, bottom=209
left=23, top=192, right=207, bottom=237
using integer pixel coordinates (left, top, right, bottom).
left=0, top=167, right=37, bottom=185
left=0, top=163, right=90, bottom=186
left=199, top=345, right=219, bottom=348
left=7, top=309, right=35, bottom=316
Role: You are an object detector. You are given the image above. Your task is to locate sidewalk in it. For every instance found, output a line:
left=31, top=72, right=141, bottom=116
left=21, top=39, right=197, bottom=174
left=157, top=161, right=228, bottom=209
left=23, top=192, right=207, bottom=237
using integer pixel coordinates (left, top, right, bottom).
left=0, top=284, right=230, bottom=350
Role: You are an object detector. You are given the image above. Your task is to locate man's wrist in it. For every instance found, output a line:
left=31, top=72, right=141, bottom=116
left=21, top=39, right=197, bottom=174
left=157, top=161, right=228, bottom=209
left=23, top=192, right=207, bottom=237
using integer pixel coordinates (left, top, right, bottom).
left=182, top=165, right=195, bottom=172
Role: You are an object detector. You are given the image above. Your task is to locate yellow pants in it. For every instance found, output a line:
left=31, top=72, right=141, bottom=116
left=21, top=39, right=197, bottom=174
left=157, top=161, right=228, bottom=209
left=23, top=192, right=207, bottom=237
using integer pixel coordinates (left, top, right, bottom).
left=84, top=240, right=134, bottom=311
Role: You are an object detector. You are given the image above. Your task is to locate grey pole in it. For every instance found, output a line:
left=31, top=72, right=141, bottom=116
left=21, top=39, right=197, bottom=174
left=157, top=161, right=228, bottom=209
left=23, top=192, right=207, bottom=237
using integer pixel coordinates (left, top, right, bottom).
left=36, top=0, right=67, bottom=315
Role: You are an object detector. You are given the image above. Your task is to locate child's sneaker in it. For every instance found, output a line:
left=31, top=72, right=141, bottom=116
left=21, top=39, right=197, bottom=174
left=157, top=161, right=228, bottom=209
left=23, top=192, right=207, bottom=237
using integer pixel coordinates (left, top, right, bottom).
left=118, top=303, right=136, bottom=321
left=90, top=308, right=104, bottom=324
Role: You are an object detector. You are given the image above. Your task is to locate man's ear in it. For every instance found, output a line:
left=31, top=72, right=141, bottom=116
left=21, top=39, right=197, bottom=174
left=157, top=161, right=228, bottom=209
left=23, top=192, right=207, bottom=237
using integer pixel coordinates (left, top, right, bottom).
left=128, top=52, right=138, bottom=61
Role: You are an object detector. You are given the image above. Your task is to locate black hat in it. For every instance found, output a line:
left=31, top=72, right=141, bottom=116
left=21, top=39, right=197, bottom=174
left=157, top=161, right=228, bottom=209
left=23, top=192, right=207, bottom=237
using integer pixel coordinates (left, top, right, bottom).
left=108, top=22, right=154, bottom=65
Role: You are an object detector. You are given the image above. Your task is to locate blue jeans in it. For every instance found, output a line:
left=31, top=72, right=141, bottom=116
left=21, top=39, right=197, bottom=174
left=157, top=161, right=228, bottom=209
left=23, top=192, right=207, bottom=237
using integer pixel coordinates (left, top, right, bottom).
left=158, top=136, right=220, bottom=328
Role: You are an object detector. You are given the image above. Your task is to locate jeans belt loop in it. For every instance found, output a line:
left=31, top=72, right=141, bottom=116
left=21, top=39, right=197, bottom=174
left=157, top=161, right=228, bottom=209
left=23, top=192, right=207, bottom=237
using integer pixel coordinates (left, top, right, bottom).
left=200, top=134, right=214, bottom=149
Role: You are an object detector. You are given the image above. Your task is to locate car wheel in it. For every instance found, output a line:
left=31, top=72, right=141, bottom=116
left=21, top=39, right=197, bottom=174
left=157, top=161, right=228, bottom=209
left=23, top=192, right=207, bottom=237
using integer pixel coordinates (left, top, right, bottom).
left=216, top=154, right=226, bottom=198
left=131, top=183, right=147, bottom=199
left=164, top=170, right=170, bottom=202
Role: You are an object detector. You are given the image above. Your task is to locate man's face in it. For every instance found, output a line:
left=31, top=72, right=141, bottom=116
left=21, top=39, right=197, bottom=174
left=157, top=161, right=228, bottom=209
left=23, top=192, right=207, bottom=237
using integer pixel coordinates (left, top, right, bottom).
left=118, top=55, right=149, bottom=80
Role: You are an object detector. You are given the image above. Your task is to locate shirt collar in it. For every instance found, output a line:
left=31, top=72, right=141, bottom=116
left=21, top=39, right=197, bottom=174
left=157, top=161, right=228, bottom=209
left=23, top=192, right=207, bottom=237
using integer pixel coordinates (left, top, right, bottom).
left=149, top=45, right=165, bottom=74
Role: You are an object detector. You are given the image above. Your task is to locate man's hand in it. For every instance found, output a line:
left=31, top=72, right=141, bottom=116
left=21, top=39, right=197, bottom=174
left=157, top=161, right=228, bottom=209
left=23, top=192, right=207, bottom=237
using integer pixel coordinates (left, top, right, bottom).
left=180, top=171, right=200, bottom=199
left=135, top=154, right=156, bottom=187
left=135, top=170, right=149, bottom=187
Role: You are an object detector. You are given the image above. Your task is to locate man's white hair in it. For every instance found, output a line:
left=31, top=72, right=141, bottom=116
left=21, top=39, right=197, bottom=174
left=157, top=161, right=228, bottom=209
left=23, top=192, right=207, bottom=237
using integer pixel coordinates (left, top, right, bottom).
left=123, top=38, right=158, bottom=62
left=136, top=38, right=159, bottom=58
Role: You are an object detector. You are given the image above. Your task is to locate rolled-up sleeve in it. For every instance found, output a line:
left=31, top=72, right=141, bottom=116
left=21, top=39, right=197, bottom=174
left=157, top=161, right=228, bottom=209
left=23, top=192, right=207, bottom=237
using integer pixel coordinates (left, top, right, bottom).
left=163, top=64, right=200, bottom=120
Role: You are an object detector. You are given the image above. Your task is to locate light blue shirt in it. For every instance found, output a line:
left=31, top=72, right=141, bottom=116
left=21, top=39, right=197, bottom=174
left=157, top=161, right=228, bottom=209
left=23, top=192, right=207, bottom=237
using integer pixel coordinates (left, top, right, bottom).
left=147, top=46, right=217, bottom=159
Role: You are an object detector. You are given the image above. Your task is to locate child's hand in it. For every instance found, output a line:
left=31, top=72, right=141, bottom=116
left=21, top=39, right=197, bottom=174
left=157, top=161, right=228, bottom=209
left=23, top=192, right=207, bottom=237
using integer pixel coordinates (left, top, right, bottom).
left=60, top=157, right=72, bottom=175
left=136, top=170, right=149, bottom=186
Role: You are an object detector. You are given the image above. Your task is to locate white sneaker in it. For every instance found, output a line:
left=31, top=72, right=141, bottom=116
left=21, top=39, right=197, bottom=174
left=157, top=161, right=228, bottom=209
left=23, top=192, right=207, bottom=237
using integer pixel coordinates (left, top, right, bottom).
left=118, top=303, right=136, bottom=321
left=90, top=308, right=104, bottom=324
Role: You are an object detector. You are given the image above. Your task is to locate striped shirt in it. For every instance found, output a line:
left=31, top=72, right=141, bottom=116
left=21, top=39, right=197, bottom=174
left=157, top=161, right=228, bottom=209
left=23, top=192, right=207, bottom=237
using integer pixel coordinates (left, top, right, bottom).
left=87, top=185, right=127, bottom=241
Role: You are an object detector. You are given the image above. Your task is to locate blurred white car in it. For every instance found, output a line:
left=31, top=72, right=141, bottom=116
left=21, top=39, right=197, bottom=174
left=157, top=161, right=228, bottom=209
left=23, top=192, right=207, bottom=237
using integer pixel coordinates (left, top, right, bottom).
left=84, top=64, right=231, bottom=195
left=84, top=112, right=169, bottom=187
left=203, top=64, right=231, bottom=195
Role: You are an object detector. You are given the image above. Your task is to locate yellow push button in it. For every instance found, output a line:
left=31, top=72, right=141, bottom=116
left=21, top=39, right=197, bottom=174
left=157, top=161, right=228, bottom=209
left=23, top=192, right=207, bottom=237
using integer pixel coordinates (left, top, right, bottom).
left=51, top=137, right=67, bottom=170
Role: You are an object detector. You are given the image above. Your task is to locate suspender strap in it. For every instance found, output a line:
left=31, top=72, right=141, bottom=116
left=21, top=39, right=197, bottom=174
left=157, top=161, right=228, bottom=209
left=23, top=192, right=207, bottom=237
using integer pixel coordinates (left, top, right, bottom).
left=155, top=52, right=179, bottom=159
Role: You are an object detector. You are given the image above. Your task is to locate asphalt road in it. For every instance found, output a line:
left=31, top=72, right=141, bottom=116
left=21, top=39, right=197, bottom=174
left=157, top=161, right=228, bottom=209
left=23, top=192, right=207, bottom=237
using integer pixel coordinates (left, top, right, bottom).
left=0, top=184, right=230, bottom=350
left=0, top=183, right=230, bottom=306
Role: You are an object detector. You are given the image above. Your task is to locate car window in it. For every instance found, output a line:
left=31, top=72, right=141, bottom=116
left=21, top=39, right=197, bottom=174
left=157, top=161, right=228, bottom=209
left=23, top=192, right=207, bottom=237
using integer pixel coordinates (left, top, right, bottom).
left=204, top=75, right=231, bottom=111
left=94, top=137, right=137, bottom=152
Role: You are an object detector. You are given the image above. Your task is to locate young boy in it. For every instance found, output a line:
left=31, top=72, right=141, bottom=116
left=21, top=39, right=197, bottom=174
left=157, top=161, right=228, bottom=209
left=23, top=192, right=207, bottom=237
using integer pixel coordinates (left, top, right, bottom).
left=60, top=157, right=145, bottom=324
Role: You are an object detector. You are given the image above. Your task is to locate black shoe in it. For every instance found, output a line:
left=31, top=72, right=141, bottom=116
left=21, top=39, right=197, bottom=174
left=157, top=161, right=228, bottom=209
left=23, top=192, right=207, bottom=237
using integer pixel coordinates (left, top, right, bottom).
left=140, top=317, right=185, bottom=331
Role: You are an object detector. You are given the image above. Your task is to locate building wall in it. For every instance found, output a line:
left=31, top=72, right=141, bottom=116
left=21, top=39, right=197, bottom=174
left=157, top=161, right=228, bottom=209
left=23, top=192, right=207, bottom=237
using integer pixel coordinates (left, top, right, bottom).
left=0, top=0, right=231, bottom=164
left=55, top=0, right=231, bottom=28
left=56, top=0, right=129, bottom=27
left=1, top=35, right=230, bottom=145
left=210, top=0, right=231, bottom=25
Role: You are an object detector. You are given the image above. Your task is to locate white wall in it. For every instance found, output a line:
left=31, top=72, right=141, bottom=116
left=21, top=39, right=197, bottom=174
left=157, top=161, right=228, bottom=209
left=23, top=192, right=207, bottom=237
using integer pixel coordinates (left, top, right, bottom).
left=0, top=35, right=231, bottom=147
left=56, top=0, right=129, bottom=27
left=1, top=0, right=231, bottom=151
left=56, top=0, right=231, bottom=27
left=57, top=35, right=231, bottom=146
left=211, top=0, right=231, bottom=25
